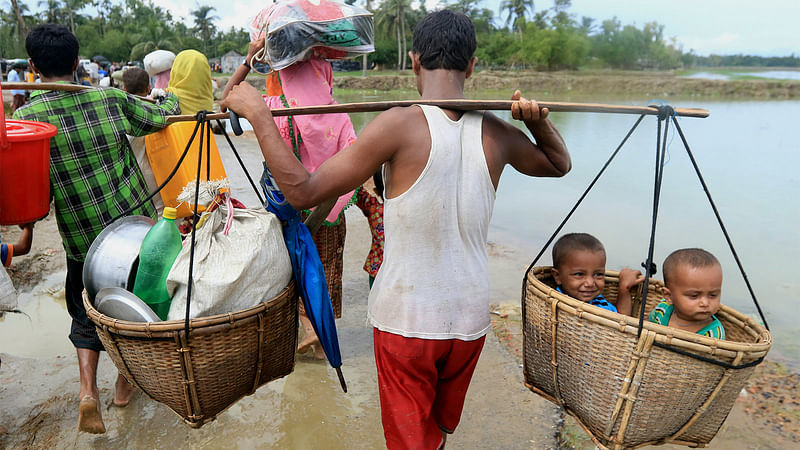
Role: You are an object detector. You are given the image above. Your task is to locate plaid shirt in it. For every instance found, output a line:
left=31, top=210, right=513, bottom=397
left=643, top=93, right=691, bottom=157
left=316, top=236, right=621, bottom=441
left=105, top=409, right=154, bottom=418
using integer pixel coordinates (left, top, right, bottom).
left=13, top=84, right=181, bottom=261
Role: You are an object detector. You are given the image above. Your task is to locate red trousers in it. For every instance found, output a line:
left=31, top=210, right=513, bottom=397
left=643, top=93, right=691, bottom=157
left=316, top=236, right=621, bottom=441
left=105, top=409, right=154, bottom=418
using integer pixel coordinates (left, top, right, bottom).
left=373, top=328, right=485, bottom=450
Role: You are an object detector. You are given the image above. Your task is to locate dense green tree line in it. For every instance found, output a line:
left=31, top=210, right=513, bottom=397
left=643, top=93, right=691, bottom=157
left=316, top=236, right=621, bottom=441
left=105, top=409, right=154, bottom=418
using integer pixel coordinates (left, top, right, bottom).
left=1, top=0, right=797, bottom=71
left=0, top=0, right=249, bottom=63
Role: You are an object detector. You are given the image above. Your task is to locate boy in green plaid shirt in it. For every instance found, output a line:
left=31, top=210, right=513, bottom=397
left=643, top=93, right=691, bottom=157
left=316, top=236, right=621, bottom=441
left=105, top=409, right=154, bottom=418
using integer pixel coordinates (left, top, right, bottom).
left=13, top=24, right=180, bottom=434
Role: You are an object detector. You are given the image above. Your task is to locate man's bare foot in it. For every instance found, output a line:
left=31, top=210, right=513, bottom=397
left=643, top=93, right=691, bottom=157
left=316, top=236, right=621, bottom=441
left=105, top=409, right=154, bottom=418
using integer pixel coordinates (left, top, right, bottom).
left=114, top=374, right=135, bottom=407
left=78, top=395, right=106, bottom=434
left=297, top=335, right=320, bottom=354
left=310, top=343, right=326, bottom=360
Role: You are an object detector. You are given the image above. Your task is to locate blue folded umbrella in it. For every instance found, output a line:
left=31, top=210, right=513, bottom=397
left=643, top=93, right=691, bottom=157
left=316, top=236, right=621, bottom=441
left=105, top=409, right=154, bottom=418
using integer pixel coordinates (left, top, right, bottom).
left=260, top=163, right=347, bottom=392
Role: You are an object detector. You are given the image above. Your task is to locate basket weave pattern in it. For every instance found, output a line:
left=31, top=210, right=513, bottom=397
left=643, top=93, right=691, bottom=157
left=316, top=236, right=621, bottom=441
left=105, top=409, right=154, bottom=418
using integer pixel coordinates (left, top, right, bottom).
left=523, top=267, right=771, bottom=449
left=84, top=282, right=298, bottom=428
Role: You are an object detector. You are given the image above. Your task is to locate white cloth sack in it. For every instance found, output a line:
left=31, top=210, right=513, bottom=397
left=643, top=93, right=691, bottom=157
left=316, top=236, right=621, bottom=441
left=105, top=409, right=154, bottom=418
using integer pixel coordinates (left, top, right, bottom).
left=0, top=267, right=18, bottom=312
left=166, top=203, right=292, bottom=320
left=143, top=50, right=176, bottom=77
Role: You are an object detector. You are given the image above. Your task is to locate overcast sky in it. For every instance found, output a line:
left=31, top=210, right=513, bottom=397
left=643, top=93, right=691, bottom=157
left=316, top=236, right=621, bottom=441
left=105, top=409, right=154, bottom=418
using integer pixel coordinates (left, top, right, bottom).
left=142, top=0, right=798, bottom=57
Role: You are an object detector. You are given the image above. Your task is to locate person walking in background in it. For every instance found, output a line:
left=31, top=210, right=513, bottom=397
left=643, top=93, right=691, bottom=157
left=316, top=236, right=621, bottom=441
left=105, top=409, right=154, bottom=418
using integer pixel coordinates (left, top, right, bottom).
left=7, top=63, right=26, bottom=111
left=355, top=171, right=385, bottom=289
left=167, top=50, right=214, bottom=116
left=223, top=26, right=358, bottom=360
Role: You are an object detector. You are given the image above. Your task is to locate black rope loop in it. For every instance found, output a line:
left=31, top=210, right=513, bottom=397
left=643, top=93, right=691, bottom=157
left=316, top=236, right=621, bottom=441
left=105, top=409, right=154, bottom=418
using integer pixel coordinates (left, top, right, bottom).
left=183, top=114, right=208, bottom=341
left=110, top=118, right=203, bottom=223
left=656, top=104, right=675, bottom=121
left=214, top=119, right=266, bottom=206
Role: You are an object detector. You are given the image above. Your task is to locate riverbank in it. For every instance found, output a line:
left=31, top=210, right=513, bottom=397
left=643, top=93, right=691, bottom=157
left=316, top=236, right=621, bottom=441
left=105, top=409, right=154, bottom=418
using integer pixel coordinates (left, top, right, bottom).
left=331, top=70, right=800, bottom=99
left=206, top=69, right=800, bottom=100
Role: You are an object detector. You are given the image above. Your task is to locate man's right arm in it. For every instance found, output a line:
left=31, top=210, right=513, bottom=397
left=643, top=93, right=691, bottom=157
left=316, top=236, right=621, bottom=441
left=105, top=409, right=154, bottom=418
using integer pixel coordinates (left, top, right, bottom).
left=122, top=90, right=181, bottom=136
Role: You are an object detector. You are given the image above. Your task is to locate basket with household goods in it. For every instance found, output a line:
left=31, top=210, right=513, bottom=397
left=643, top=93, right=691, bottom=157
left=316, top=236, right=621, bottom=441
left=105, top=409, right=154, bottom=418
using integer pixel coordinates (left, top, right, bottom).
left=75, top=0, right=375, bottom=427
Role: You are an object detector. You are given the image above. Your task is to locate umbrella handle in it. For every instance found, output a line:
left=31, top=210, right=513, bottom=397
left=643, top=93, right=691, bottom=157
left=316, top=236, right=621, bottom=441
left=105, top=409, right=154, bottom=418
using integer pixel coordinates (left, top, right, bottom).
left=229, top=109, right=244, bottom=136
left=335, top=367, right=347, bottom=393
left=303, top=197, right=337, bottom=235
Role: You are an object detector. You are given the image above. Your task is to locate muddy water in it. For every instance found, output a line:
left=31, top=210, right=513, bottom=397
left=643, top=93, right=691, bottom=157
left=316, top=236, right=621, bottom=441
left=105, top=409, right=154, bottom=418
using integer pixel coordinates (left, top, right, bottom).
left=0, top=271, right=73, bottom=358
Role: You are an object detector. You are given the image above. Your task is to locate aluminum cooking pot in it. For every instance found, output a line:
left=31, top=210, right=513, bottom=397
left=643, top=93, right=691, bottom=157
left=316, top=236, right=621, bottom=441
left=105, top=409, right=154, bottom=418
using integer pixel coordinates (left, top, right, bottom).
left=83, top=216, right=155, bottom=302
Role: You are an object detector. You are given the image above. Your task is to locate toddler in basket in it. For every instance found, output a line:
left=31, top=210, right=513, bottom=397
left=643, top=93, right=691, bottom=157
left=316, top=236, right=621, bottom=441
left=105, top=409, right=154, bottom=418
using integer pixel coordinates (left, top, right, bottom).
left=551, top=233, right=644, bottom=316
left=649, top=248, right=726, bottom=339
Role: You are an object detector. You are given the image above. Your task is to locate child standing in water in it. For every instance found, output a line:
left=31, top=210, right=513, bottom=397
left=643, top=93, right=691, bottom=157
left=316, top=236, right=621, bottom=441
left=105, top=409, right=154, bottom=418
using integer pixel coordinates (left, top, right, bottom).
left=355, top=171, right=385, bottom=289
left=649, top=248, right=726, bottom=339
left=551, top=233, right=644, bottom=316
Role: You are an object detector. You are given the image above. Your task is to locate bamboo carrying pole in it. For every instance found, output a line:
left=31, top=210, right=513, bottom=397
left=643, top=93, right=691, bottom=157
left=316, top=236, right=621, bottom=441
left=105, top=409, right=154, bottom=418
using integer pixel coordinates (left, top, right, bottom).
left=2, top=82, right=710, bottom=120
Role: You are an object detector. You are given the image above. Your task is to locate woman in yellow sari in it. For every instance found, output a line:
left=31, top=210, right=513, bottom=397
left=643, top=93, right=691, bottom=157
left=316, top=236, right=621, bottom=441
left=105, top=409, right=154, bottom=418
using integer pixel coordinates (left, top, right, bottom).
left=167, top=50, right=214, bottom=115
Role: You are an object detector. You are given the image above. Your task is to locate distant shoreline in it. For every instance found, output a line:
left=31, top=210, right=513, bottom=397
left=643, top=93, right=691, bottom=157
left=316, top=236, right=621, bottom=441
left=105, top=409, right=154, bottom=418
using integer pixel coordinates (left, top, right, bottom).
left=330, top=70, right=800, bottom=99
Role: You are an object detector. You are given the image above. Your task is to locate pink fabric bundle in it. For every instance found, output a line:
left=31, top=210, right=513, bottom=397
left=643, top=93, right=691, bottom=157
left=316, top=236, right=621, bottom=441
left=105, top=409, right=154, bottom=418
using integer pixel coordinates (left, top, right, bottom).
left=265, top=59, right=356, bottom=223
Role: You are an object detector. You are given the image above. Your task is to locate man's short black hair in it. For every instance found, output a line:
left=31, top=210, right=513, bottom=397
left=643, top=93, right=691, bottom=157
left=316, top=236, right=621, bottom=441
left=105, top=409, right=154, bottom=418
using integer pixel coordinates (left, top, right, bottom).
left=26, top=24, right=79, bottom=78
left=552, top=233, right=606, bottom=269
left=122, top=68, right=150, bottom=96
left=412, top=10, right=476, bottom=71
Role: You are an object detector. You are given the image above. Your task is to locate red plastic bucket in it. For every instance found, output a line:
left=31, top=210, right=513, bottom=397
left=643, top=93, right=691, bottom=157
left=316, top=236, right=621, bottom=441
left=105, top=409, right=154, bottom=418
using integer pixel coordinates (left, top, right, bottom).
left=1, top=109, right=58, bottom=224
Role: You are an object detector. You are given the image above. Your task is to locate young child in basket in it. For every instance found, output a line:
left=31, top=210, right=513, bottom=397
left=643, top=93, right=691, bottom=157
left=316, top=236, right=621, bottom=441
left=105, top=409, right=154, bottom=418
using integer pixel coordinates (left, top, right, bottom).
left=551, top=233, right=644, bottom=316
left=649, top=248, right=726, bottom=339
left=355, top=170, right=384, bottom=289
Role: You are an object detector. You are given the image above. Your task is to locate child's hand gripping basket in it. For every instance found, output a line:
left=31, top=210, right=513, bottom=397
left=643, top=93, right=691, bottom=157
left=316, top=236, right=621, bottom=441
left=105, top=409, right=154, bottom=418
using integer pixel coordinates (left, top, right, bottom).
left=83, top=281, right=298, bottom=428
left=523, top=267, right=771, bottom=450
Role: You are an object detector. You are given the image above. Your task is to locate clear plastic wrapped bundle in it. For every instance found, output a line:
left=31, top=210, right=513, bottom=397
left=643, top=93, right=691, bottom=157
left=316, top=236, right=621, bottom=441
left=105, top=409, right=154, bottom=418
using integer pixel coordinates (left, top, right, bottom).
left=249, top=0, right=374, bottom=71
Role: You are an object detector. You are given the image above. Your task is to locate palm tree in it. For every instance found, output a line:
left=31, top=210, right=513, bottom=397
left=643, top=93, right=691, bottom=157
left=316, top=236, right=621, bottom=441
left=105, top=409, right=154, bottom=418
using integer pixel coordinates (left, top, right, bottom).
left=9, top=0, right=29, bottom=39
left=38, top=0, right=59, bottom=23
left=191, top=5, right=219, bottom=55
left=376, top=0, right=410, bottom=70
left=129, top=21, right=180, bottom=61
left=499, top=0, right=534, bottom=33
left=62, top=0, right=90, bottom=33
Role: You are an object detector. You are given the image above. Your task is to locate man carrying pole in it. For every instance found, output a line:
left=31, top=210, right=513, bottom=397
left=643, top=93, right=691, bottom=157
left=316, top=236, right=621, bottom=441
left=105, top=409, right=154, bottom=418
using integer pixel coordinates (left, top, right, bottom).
left=223, top=10, right=570, bottom=449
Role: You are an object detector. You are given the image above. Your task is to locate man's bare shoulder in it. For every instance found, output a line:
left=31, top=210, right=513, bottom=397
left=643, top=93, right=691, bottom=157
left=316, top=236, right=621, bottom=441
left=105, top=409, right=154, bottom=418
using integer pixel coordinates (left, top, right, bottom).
left=360, top=105, right=428, bottom=146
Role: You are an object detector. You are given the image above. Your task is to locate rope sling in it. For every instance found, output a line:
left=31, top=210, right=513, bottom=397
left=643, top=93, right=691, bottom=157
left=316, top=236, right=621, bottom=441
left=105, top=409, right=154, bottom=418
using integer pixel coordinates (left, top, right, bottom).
left=521, top=104, right=772, bottom=449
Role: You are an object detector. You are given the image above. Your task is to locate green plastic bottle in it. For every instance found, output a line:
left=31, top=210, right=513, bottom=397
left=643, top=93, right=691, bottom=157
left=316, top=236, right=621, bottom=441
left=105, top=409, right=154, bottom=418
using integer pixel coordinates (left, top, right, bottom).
left=133, top=207, right=182, bottom=320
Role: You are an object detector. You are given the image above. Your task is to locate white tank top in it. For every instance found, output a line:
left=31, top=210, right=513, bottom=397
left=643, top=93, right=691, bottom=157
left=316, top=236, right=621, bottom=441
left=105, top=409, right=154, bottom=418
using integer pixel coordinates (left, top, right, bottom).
left=367, top=105, right=496, bottom=340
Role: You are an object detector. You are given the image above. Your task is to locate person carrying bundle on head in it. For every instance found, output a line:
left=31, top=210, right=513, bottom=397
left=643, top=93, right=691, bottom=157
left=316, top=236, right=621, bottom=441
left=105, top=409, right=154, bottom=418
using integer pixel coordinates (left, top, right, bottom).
left=222, top=5, right=362, bottom=359
left=223, top=10, right=570, bottom=448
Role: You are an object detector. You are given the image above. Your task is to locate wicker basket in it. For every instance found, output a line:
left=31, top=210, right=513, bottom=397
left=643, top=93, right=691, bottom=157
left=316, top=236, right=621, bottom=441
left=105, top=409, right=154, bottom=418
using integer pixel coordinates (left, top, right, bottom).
left=523, top=267, right=771, bottom=449
left=83, top=281, right=298, bottom=428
